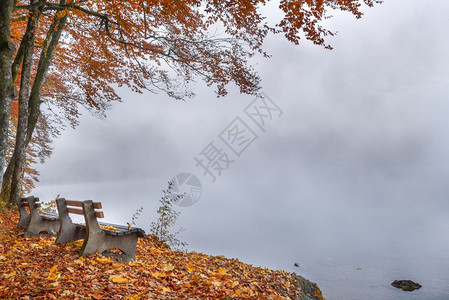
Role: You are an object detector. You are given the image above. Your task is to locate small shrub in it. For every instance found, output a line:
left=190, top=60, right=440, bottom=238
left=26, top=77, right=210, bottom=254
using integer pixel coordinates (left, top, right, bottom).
left=131, top=206, right=144, bottom=226
left=150, top=181, right=187, bottom=250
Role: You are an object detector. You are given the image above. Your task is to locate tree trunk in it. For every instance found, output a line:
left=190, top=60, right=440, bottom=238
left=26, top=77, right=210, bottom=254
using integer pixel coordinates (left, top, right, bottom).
left=2, top=5, right=68, bottom=205
left=9, top=0, right=40, bottom=204
left=0, top=156, right=14, bottom=204
left=0, top=0, right=16, bottom=191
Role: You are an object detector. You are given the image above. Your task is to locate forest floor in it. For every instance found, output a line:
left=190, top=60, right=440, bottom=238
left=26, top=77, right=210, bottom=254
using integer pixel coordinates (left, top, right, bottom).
left=0, top=209, right=324, bottom=299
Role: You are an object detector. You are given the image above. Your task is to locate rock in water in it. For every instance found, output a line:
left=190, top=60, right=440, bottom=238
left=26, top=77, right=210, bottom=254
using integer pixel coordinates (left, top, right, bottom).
left=391, top=280, right=422, bottom=291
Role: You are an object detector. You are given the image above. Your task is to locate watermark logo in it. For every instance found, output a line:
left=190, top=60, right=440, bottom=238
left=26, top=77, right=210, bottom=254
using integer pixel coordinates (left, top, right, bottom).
left=194, top=141, right=235, bottom=183
left=219, top=117, right=258, bottom=157
left=170, top=92, right=282, bottom=207
left=244, top=94, right=283, bottom=131
left=171, top=173, right=202, bottom=207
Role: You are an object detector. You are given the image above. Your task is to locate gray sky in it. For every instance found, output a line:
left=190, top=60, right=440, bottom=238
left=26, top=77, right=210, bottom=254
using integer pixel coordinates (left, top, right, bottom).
left=34, top=1, right=449, bottom=299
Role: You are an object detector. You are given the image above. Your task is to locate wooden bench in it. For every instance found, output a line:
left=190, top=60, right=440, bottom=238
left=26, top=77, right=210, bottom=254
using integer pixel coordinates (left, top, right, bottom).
left=17, top=196, right=59, bottom=236
left=55, top=198, right=145, bottom=262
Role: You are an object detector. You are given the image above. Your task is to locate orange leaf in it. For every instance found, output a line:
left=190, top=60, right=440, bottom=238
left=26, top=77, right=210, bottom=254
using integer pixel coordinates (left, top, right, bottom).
left=110, top=275, right=129, bottom=283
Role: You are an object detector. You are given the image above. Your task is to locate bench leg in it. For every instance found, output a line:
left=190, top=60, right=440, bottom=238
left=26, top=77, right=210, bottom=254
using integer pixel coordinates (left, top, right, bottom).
left=25, top=219, right=59, bottom=237
left=81, top=233, right=139, bottom=262
left=56, top=223, right=86, bottom=244
left=17, top=212, right=31, bottom=228
left=17, top=197, right=31, bottom=228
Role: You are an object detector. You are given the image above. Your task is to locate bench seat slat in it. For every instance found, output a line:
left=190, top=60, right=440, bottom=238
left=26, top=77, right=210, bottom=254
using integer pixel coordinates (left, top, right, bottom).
left=99, top=222, right=136, bottom=230
left=40, top=212, right=59, bottom=221
left=41, top=216, right=59, bottom=221
left=99, top=223, right=145, bottom=235
left=73, top=222, right=143, bottom=237
left=40, top=212, right=58, bottom=217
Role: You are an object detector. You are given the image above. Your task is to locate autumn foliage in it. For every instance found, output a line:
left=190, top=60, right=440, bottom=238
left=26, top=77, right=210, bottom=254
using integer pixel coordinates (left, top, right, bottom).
left=7, top=101, right=52, bottom=193
left=0, top=210, right=324, bottom=299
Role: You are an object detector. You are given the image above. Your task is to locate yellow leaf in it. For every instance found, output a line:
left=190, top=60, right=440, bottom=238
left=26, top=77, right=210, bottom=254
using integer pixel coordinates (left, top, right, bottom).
left=110, top=275, right=129, bottom=284
left=162, top=263, right=175, bottom=271
left=48, top=265, right=59, bottom=281
left=128, top=261, right=144, bottom=267
left=231, top=281, right=239, bottom=288
left=50, top=265, right=58, bottom=274
left=0, top=255, right=6, bottom=260
left=101, top=225, right=117, bottom=231
left=212, top=281, right=222, bottom=288
left=152, top=272, right=167, bottom=278
left=158, top=286, right=172, bottom=293
left=218, top=267, right=227, bottom=276
left=96, top=257, right=111, bottom=264
left=3, top=270, right=16, bottom=279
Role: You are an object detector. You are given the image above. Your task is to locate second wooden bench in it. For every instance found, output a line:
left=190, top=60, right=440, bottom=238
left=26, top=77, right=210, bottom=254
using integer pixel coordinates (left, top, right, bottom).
left=55, top=198, right=145, bottom=261
left=17, top=196, right=59, bottom=236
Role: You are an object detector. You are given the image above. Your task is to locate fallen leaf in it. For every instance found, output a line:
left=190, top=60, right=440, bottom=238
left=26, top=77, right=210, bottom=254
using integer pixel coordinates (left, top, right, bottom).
left=96, top=257, right=111, bottom=264
left=3, top=270, right=16, bottom=279
left=162, top=263, right=174, bottom=271
left=110, top=275, right=129, bottom=284
left=128, top=261, right=144, bottom=267
left=218, top=267, right=227, bottom=276
left=61, top=290, right=72, bottom=297
left=158, top=286, right=172, bottom=293
left=152, top=272, right=167, bottom=278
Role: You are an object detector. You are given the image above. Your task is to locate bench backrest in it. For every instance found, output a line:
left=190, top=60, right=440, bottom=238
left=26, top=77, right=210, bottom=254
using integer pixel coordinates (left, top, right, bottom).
left=18, top=197, right=29, bottom=207
left=18, top=196, right=41, bottom=212
left=17, top=196, right=40, bottom=208
left=57, top=198, right=104, bottom=218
